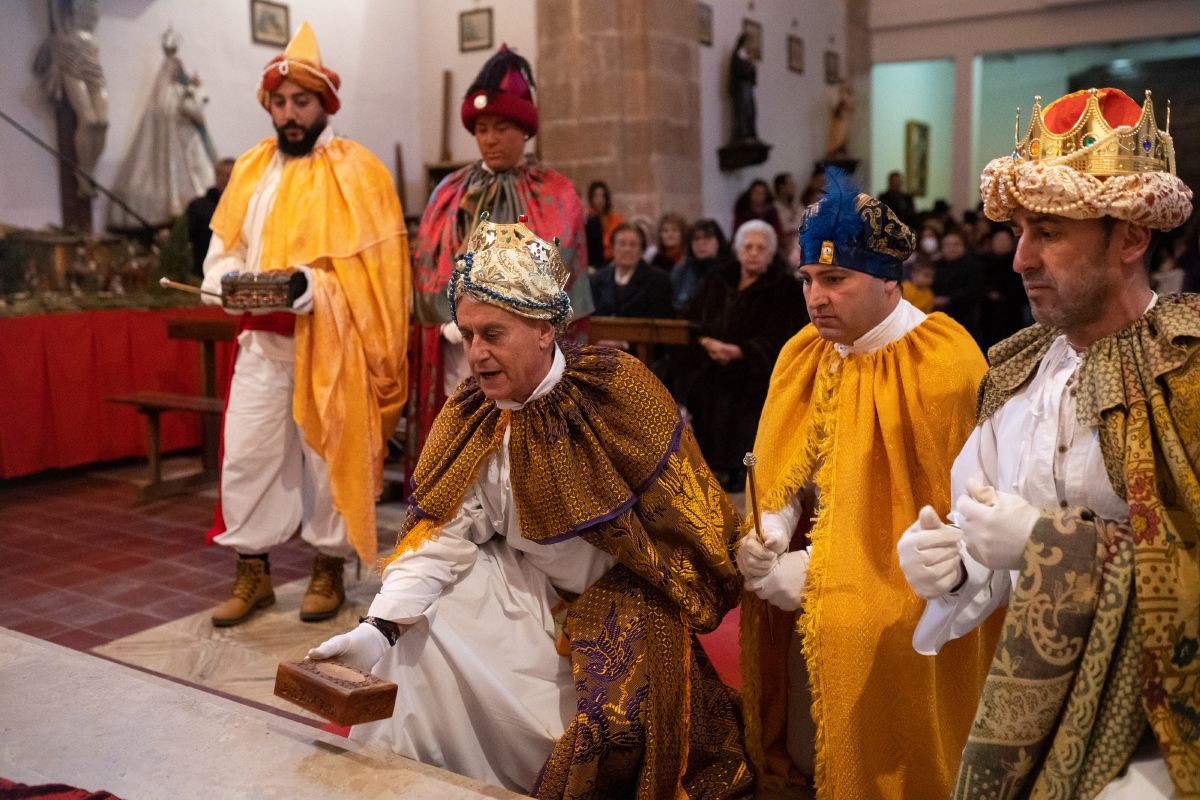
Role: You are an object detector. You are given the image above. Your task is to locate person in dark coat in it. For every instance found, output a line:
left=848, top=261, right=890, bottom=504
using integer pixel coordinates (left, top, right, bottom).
left=932, top=226, right=985, bottom=344
left=671, top=218, right=730, bottom=312
left=978, top=226, right=1029, bottom=351
left=679, top=219, right=807, bottom=489
left=589, top=222, right=673, bottom=318
left=184, top=157, right=234, bottom=278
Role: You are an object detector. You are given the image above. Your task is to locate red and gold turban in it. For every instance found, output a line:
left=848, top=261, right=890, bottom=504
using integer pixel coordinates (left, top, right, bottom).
left=980, top=88, right=1191, bottom=230
left=256, top=21, right=342, bottom=115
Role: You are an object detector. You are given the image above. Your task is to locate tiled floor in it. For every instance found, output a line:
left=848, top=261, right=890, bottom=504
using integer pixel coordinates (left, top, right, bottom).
left=0, top=456, right=353, bottom=652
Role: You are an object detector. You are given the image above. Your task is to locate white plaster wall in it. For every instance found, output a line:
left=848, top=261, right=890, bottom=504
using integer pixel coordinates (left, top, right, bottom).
left=698, top=0, right=847, bottom=234
left=0, top=0, right=422, bottom=229
left=869, top=59, right=955, bottom=211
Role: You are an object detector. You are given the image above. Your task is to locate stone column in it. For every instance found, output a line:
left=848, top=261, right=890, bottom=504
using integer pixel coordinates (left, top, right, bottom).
left=536, top=0, right=703, bottom=221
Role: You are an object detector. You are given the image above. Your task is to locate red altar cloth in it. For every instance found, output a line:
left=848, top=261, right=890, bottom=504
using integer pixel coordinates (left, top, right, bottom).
left=0, top=306, right=234, bottom=479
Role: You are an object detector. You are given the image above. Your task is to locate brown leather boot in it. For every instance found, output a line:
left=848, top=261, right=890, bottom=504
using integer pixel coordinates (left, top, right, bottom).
left=300, top=554, right=345, bottom=622
left=211, top=558, right=275, bottom=627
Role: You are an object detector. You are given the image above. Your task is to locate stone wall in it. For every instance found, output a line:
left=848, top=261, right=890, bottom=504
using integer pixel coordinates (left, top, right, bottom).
left=536, top=0, right=703, bottom=222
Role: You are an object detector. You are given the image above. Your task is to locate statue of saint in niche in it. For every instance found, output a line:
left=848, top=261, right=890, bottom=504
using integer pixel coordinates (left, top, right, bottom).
left=729, top=33, right=759, bottom=143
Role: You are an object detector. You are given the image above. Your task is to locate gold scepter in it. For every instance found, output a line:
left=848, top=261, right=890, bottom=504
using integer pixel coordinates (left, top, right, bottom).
left=743, top=452, right=774, bottom=643
left=743, top=452, right=765, bottom=545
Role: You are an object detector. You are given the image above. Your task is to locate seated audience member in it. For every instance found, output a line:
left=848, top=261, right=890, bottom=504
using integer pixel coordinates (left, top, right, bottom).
left=733, top=178, right=784, bottom=244
left=584, top=180, right=622, bottom=269
left=648, top=212, right=688, bottom=271
left=979, top=225, right=1028, bottom=349
left=902, top=259, right=936, bottom=313
left=678, top=219, right=806, bottom=490
left=773, top=172, right=802, bottom=235
left=671, top=218, right=729, bottom=312
left=878, top=169, right=916, bottom=227
left=932, top=227, right=985, bottom=342
left=589, top=222, right=673, bottom=319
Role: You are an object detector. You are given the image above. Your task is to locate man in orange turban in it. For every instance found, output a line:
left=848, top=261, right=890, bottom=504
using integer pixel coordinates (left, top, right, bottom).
left=200, top=22, right=408, bottom=627
left=899, top=87, right=1196, bottom=797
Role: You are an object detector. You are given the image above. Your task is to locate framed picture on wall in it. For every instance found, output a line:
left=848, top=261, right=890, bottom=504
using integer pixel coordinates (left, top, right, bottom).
left=697, top=3, right=713, bottom=47
left=905, top=120, right=930, bottom=197
left=459, top=8, right=493, bottom=53
left=250, top=0, right=289, bottom=47
left=787, top=35, right=804, bottom=74
left=823, top=50, right=840, bottom=84
left=741, top=18, right=763, bottom=62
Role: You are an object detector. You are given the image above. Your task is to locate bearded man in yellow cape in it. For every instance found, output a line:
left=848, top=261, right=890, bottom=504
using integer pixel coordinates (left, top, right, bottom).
left=738, top=168, right=1002, bottom=798
left=201, top=22, right=408, bottom=627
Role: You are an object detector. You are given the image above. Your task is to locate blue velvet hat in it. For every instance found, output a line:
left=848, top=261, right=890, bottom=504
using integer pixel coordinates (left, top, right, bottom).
left=798, top=168, right=914, bottom=280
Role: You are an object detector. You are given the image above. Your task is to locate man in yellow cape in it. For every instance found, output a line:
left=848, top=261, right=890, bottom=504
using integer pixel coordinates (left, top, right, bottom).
left=309, top=216, right=751, bottom=798
left=899, top=87, right=1197, bottom=797
left=200, top=22, right=408, bottom=626
left=738, top=168, right=1001, bottom=797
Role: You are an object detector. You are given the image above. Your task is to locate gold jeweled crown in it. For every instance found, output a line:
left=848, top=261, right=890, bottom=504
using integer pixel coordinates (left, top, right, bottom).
left=1014, top=88, right=1176, bottom=177
left=449, top=214, right=573, bottom=327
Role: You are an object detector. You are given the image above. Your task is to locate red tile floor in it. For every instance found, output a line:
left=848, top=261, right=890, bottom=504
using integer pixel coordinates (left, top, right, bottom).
left=0, top=462, right=319, bottom=651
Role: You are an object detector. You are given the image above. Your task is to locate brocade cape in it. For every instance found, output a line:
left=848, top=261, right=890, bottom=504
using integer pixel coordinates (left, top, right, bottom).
left=954, top=293, right=1200, bottom=798
left=210, top=136, right=409, bottom=564
left=386, top=345, right=752, bottom=799
left=741, top=313, right=1002, bottom=798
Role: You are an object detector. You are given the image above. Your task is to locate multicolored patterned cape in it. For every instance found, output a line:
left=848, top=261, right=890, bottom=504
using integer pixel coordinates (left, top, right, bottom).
left=385, top=344, right=752, bottom=799
left=957, top=293, right=1200, bottom=797
left=408, top=157, right=592, bottom=462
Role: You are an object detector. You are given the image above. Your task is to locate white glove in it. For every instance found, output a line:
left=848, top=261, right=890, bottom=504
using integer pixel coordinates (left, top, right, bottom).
left=897, top=506, right=965, bottom=599
left=441, top=321, right=463, bottom=345
left=307, top=622, right=389, bottom=672
left=736, top=517, right=791, bottom=579
left=289, top=265, right=315, bottom=314
left=745, top=549, right=809, bottom=611
left=957, top=478, right=1040, bottom=571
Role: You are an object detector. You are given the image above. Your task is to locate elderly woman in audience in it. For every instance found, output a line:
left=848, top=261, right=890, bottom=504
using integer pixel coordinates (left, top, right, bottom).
left=590, top=221, right=674, bottom=319
left=678, top=219, right=807, bottom=490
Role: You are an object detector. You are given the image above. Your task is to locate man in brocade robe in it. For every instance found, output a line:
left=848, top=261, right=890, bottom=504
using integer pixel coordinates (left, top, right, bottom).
left=409, top=45, right=592, bottom=461
left=200, top=22, right=408, bottom=627
left=898, top=87, right=1198, bottom=798
left=737, top=168, right=1001, bottom=798
left=310, top=218, right=751, bottom=799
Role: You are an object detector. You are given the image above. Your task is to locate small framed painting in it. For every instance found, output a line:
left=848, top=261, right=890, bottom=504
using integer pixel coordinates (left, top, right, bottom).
left=250, top=0, right=289, bottom=48
left=459, top=8, right=493, bottom=53
left=742, top=18, right=763, bottom=62
left=787, top=35, right=804, bottom=74
left=697, top=3, right=713, bottom=47
left=824, top=50, right=840, bottom=84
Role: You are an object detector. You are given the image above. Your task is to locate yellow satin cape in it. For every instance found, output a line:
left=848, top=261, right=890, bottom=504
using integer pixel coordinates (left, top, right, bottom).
left=741, top=313, right=1003, bottom=798
left=211, top=136, right=409, bottom=564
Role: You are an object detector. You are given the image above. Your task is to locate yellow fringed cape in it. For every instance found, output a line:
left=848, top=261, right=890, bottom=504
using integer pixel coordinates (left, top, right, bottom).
left=211, top=137, right=409, bottom=564
left=741, top=313, right=1003, bottom=798
left=386, top=345, right=753, bottom=798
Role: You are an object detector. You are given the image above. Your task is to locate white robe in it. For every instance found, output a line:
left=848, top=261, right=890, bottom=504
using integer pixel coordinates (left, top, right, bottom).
left=354, top=345, right=616, bottom=792
left=914, top=297, right=1172, bottom=798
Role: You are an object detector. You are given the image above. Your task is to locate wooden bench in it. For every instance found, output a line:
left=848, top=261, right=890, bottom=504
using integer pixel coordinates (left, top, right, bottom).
left=106, top=391, right=225, bottom=504
left=587, top=316, right=693, bottom=364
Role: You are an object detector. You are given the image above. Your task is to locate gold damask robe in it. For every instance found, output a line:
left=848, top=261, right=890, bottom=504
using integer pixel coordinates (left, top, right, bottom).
left=741, top=313, right=1002, bottom=798
left=955, top=293, right=1200, bottom=798
left=385, top=344, right=752, bottom=799
left=210, top=136, right=409, bottom=564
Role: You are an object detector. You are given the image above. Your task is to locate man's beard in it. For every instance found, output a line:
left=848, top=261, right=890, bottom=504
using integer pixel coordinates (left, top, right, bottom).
left=275, top=118, right=327, bottom=157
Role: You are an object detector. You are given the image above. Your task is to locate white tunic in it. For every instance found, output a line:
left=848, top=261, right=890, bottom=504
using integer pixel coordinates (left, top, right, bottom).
left=913, top=296, right=1171, bottom=797
left=355, top=345, right=617, bottom=792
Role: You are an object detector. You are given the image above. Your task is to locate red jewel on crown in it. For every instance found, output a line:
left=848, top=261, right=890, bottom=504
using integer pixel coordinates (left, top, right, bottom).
left=518, top=214, right=528, bottom=223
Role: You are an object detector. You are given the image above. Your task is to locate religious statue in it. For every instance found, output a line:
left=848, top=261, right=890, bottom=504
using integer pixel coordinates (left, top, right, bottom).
left=34, top=0, right=109, bottom=198
left=825, top=82, right=854, bottom=160
left=729, top=33, right=759, bottom=142
left=107, top=29, right=217, bottom=229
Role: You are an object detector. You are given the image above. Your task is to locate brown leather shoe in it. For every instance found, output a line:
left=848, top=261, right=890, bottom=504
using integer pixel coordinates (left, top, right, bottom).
left=300, top=554, right=346, bottom=622
left=212, top=558, right=275, bottom=627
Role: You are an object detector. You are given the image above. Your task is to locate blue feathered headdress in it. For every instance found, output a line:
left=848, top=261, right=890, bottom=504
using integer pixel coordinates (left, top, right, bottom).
left=798, top=168, right=914, bottom=280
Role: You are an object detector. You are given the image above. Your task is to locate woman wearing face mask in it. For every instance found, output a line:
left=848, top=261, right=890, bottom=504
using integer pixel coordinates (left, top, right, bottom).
left=917, top=222, right=942, bottom=259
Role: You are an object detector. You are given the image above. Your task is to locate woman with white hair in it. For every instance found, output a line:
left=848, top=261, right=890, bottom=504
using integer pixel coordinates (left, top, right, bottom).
left=678, top=219, right=807, bottom=489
